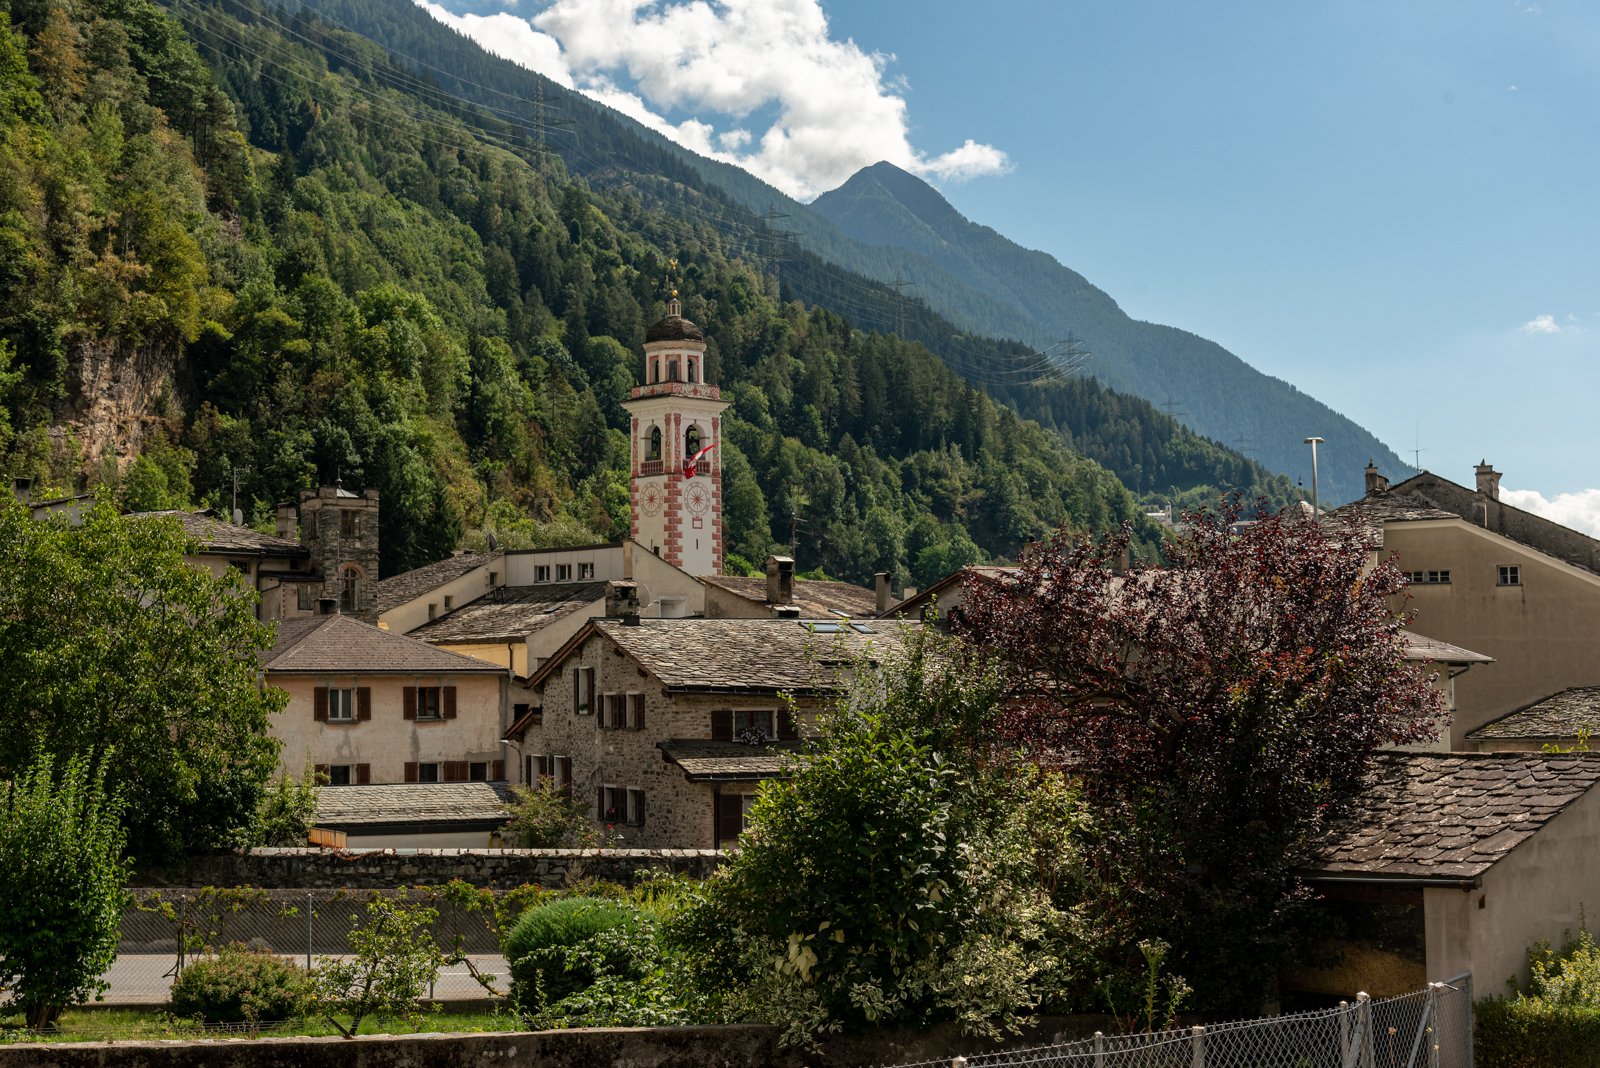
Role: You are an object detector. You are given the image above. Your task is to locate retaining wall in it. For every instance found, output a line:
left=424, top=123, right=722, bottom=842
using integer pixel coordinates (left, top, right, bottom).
left=133, top=848, right=726, bottom=890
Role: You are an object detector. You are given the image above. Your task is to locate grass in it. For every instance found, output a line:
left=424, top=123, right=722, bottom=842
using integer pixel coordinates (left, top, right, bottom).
left=0, top=1008, right=522, bottom=1044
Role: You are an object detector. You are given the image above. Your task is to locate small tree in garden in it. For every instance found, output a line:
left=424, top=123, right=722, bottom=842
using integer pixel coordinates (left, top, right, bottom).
left=502, top=783, right=607, bottom=848
left=310, top=891, right=456, bottom=1037
left=0, top=752, right=131, bottom=1028
left=256, top=751, right=326, bottom=847
left=955, top=498, right=1447, bottom=1011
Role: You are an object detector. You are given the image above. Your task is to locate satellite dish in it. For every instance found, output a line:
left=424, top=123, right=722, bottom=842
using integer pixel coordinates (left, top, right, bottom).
left=486, top=531, right=498, bottom=552
left=635, top=582, right=653, bottom=610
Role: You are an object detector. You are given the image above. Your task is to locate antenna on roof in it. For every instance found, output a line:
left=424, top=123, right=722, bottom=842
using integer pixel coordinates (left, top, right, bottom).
left=486, top=530, right=498, bottom=552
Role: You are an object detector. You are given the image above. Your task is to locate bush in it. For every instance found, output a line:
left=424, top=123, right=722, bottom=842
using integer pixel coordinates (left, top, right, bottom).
left=502, top=786, right=607, bottom=848
left=168, top=944, right=309, bottom=1023
left=1476, top=998, right=1600, bottom=1068
left=507, top=896, right=637, bottom=1008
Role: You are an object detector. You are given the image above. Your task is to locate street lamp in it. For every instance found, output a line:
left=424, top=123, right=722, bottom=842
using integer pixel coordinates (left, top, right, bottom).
left=1302, top=438, right=1324, bottom=520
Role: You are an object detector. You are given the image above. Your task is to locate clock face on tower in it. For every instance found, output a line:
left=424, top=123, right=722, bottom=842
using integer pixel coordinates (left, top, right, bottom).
left=686, top=481, right=711, bottom=517
left=641, top=482, right=664, bottom=517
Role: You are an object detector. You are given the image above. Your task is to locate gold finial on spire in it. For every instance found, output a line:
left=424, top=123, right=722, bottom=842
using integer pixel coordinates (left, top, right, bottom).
left=666, top=257, right=682, bottom=316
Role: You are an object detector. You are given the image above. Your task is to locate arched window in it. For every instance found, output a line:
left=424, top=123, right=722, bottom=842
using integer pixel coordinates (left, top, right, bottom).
left=667, top=357, right=680, bottom=382
left=648, top=426, right=662, bottom=461
left=341, top=566, right=360, bottom=613
left=649, top=358, right=657, bottom=384
left=686, top=425, right=701, bottom=460
left=687, top=358, right=697, bottom=384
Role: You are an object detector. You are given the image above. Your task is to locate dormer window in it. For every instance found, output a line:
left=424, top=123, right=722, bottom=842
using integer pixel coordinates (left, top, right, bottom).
left=648, top=426, right=662, bottom=462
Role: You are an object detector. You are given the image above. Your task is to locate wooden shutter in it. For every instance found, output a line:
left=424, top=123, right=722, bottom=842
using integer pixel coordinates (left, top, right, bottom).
left=716, top=792, right=744, bottom=846
left=403, top=686, right=416, bottom=721
left=711, top=709, right=733, bottom=742
left=558, top=757, right=571, bottom=789
left=574, top=668, right=581, bottom=712
left=314, top=688, right=328, bottom=722
left=315, top=763, right=330, bottom=780
left=598, top=786, right=606, bottom=821
left=630, top=694, right=645, bottom=731
left=356, top=763, right=371, bottom=785
left=358, top=688, right=372, bottom=721
left=630, top=788, right=646, bottom=827
left=443, top=761, right=462, bottom=782
left=444, top=686, right=458, bottom=719
left=404, top=761, right=418, bottom=783
left=585, top=669, right=596, bottom=713
left=777, top=707, right=798, bottom=740
left=524, top=756, right=534, bottom=785
left=492, top=759, right=504, bottom=781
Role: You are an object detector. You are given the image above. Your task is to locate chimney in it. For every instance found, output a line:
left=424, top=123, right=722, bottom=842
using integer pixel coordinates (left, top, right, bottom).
left=275, top=501, right=297, bottom=540
left=774, top=605, right=801, bottom=619
left=1475, top=461, right=1501, bottom=502
left=1472, top=490, right=1489, bottom=528
left=606, top=579, right=640, bottom=621
left=875, top=572, right=893, bottom=613
left=1364, top=460, right=1389, bottom=497
left=765, top=555, right=795, bottom=604
left=10, top=476, right=31, bottom=503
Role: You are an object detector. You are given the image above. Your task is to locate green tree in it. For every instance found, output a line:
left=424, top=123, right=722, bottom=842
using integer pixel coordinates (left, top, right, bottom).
left=311, top=891, right=456, bottom=1037
left=0, top=495, right=285, bottom=864
left=0, top=752, right=131, bottom=1028
left=257, top=751, right=326, bottom=847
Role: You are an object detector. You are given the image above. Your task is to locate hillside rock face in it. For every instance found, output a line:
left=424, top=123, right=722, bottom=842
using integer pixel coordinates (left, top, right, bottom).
left=59, top=336, right=178, bottom=472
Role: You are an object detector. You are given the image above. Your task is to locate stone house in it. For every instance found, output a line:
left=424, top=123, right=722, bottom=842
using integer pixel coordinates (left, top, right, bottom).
left=1328, top=461, right=1600, bottom=747
left=1466, top=687, right=1600, bottom=752
left=503, top=601, right=913, bottom=848
left=1293, top=751, right=1600, bottom=997
left=264, top=615, right=511, bottom=791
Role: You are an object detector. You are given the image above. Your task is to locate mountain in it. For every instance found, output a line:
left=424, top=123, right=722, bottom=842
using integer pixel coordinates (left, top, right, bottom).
left=809, top=163, right=1405, bottom=505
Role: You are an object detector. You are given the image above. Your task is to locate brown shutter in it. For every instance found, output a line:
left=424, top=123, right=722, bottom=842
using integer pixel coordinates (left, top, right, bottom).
left=403, top=686, right=416, bottom=721
left=717, top=792, right=744, bottom=846
left=444, top=686, right=458, bottom=719
left=777, top=707, right=798, bottom=740
left=404, top=761, right=418, bottom=783
left=598, top=786, right=606, bottom=821
left=584, top=669, right=595, bottom=713
left=711, top=709, right=733, bottom=742
left=315, top=763, right=330, bottom=780
left=492, top=759, right=504, bottom=782
left=356, top=763, right=371, bottom=784
left=358, top=688, right=372, bottom=721
left=632, top=694, right=645, bottom=731
left=314, top=688, right=328, bottom=722
left=559, top=756, right=571, bottom=789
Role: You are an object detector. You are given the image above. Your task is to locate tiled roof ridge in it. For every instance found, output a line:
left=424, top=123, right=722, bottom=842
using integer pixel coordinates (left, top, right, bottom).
left=263, top=616, right=335, bottom=666
left=264, top=615, right=506, bottom=673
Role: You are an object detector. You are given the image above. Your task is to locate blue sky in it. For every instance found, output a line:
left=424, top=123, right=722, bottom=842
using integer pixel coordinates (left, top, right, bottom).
left=424, top=0, right=1600, bottom=516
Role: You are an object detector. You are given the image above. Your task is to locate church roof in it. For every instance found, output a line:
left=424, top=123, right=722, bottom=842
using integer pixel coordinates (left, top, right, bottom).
left=645, top=314, right=704, bottom=343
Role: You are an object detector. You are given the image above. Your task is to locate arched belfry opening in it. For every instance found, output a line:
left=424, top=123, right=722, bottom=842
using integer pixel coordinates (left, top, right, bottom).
left=686, top=424, right=701, bottom=459
left=648, top=426, right=662, bottom=461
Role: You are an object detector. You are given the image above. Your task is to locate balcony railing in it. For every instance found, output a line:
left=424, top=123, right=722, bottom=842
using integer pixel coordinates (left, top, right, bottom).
left=640, top=460, right=664, bottom=476
left=696, top=460, right=711, bottom=476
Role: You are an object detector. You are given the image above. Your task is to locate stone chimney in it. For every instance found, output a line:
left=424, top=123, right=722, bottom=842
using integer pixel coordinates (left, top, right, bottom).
left=765, top=555, right=795, bottom=604
left=774, top=605, right=801, bottom=619
left=10, top=477, right=31, bottom=503
left=1475, top=461, right=1502, bottom=502
left=606, top=579, right=640, bottom=621
left=1364, top=461, right=1389, bottom=497
left=275, top=500, right=297, bottom=540
left=875, top=572, right=893, bottom=613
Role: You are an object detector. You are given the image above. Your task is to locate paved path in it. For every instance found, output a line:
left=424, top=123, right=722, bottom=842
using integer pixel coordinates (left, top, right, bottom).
left=100, top=955, right=510, bottom=1005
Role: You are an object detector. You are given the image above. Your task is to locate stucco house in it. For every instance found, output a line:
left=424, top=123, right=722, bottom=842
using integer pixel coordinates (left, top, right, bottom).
left=374, top=551, right=502, bottom=635
left=503, top=602, right=914, bottom=848
left=1328, top=462, right=1600, bottom=748
left=1293, top=751, right=1600, bottom=998
left=702, top=556, right=900, bottom=619
left=263, top=615, right=512, bottom=790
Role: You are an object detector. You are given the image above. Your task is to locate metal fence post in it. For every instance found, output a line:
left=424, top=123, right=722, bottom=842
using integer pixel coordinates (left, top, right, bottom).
left=1094, top=1031, right=1104, bottom=1068
left=306, top=893, right=313, bottom=972
left=1357, top=992, right=1374, bottom=1068
left=1339, top=1000, right=1350, bottom=1065
left=1191, top=1024, right=1205, bottom=1068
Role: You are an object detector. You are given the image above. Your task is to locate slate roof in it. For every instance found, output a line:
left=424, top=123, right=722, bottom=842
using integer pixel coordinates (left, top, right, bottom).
left=1467, top=688, right=1600, bottom=741
left=1321, top=493, right=1461, bottom=547
left=263, top=615, right=505, bottom=674
left=878, top=566, right=1018, bottom=619
left=703, top=575, right=896, bottom=618
left=1400, top=631, right=1493, bottom=665
left=375, top=552, right=496, bottom=615
left=527, top=617, right=914, bottom=696
left=128, top=510, right=308, bottom=555
left=315, top=782, right=514, bottom=831
left=658, top=739, right=804, bottom=781
left=645, top=314, right=704, bottom=343
left=1301, top=752, right=1600, bottom=880
left=410, top=582, right=607, bottom=644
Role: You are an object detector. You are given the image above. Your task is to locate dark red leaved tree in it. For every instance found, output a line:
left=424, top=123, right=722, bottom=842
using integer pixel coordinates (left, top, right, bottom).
left=955, top=496, right=1446, bottom=1011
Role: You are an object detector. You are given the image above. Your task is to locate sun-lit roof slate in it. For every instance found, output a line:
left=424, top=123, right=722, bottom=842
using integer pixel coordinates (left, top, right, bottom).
left=128, top=510, right=308, bottom=555
left=702, top=574, right=895, bottom=618
left=1467, top=688, right=1600, bottom=741
left=375, top=552, right=496, bottom=615
left=315, top=782, right=514, bottom=831
left=411, top=582, right=608, bottom=644
left=658, top=739, right=804, bottom=781
left=263, top=615, right=505, bottom=675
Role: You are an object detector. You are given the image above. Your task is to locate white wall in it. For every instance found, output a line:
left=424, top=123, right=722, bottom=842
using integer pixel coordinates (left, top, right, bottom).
left=502, top=546, right=625, bottom=586
left=380, top=561, right=496, bottom=635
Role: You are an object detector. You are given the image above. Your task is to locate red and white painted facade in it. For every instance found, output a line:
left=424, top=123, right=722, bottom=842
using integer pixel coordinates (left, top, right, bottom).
left=622, top=306, right=730, bottom=576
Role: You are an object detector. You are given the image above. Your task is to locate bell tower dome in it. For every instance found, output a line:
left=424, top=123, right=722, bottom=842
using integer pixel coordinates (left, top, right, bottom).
left=624, top=297, right=730, bottom=575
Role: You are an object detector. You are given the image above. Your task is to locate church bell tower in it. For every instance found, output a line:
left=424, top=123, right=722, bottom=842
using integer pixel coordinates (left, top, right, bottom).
left=623, top=290, right=729, bottom=576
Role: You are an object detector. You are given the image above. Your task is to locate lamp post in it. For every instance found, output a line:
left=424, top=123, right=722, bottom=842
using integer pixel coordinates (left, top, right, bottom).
left=1302, top=437, right=1324, bottom=519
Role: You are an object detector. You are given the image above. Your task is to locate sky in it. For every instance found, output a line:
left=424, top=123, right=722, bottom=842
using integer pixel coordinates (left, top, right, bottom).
left=419, top=0, right=1600, bottom=525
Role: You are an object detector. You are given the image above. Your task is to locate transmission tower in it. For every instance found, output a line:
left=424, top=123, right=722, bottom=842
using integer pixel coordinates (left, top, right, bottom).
left=1162, top=395, right=1187, bottom=423
left=884, top=271, right=916, bottom=338
left=1233, top=434, right=1253, bottom=457
left=755, top=202, right=801, bottom=290
left=522, top=81, right=573, bottom=168
left=1054, top=331, right=1092, bottom=376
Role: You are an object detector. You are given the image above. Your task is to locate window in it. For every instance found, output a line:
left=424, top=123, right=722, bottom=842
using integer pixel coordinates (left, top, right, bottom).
left=444, top=596, right=453, bottom=610
left=229, top=560, right=251, bottom=576
left=557, top=564, right=572, bottom=581
left=648, top=426, right=662, bottom=461
left=687, top=358, right=697, bottom=383
left=340, top=510, right=359, bottom=538
left=535, top=565, right=551, bottom=582
left=628, top=788, right=646, bottom=826
left=574, top=667, right=595, bottom=713
left=741, top=793, right=759, bottom=832
left=1406, top=571, right=1451, bottom=585
left=417, top=687, right=441, bottom=719
left=328, top=765, right=351, bottom=786
left=556, top=756, right=571, bottom=789
left=297, top=584, right=314, bottom=611
left=686, top=425, right=700, bottom=459
left=418, top=763, right=439, bottom=783
left=734, top=710, right=773, bottom=741
left=600, top=693, right=624, bottom=729
left=627, top=693, right=646, bottom=730
left=649, top=358, right=658, bottom=384
left=667, top=356, right=679, bottom=382
left=341, top=567, right=359, bottom=613
left=580, top=562, right=595, bottom=579
left=428, top=603, right=437, bottom=620
left=328, top=688, right=354, bottom=721
left=804, top=622, right=844, bottom=633
left=1499, top=566, right=1521, bottom=586
left=469, top=761, right=487, bottom=782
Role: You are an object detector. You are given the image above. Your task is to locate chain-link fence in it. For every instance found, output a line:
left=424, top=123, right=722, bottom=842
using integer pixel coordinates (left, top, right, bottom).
left=103, top=888, right=516, bottom=1005
left=902, top=974, right=1473, bottom=1068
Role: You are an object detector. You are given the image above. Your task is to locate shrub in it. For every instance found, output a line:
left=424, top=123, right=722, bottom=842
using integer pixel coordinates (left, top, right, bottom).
left=310, top=891, right=455, bottom=1038
left=168, top=943, right=309, bottom=1023
left=502, top=786, right=606, bottom=848
left=506, top=896, right=638, bottom=1009
left=1476, top=998, right=1600, bottom=1068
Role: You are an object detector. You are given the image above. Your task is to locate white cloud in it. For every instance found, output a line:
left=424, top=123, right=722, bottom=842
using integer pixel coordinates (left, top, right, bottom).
left=415, top=0, right=1010, bottom=199
left=1523, top=314, right=1560, bottom=333
left=1501, top=488, right=1600, bottom=537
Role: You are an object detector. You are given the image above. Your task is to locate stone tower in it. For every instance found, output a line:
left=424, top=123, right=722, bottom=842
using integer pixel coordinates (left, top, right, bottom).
left=299, top=482, right=381, bottom=621
left=622, top=299, right=730, bottom=575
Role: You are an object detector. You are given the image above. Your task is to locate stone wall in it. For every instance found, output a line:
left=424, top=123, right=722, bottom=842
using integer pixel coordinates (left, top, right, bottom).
left=141, top=847, right=725, bottom=889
